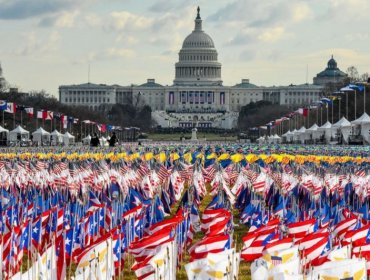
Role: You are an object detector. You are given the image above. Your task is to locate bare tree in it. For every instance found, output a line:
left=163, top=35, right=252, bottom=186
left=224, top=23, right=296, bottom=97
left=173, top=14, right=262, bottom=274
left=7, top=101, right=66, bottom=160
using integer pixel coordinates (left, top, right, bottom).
left=346, top=66, right=360, bottom=83
left=360, top=72, right=369, bottom=82
left=132, top=92, right=145, bottom=109
left=0, top=63, right=8, bottom=93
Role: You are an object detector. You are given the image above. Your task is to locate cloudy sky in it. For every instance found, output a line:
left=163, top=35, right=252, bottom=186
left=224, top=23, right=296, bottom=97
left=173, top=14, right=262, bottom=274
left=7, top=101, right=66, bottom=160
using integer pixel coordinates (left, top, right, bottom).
left=0, top=0, right=369, bottom=96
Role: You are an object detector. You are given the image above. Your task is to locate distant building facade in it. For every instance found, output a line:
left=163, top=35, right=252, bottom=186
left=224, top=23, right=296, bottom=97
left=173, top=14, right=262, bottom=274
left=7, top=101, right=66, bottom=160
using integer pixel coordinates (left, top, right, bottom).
left=59, top=7, right=336, bottom=129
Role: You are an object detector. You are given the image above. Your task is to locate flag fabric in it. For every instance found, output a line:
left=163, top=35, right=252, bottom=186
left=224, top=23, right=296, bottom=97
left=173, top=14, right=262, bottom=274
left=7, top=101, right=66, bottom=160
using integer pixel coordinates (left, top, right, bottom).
left=37, top=110, right=47, bottom=119
left=61, top=115, right=68, bottom=129
left=0, top=100, right=7, bottom=110
left=349, top=84, right=365, bottom=92
left=25, top=107, right=34, bottom=117
left=311, top=259, right=366, bottom=280
left=75, top=236, right=113, bottom=279
left=320, top=97, right=333, bottom=105
left=46, top=111, right=53, bottom=120
left=5, top=102, right=16, bottom=113
left=296, top=108, right=309, bottom=117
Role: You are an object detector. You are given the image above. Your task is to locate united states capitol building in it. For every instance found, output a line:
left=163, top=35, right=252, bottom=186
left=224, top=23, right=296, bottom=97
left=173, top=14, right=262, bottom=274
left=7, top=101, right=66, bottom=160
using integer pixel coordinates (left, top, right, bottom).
left=59, top=7, right=347, bottom=129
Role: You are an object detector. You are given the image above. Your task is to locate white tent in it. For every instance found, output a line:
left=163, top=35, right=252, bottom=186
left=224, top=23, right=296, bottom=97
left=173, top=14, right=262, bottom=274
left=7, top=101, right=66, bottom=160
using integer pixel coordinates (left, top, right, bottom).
left=257, top=136, right=266, bottom=144
left=305, top=124, right=322, bottom=141
left=293, top=126, right=306, bottom=143
left=298, top=126, right=313, bottom=143
left=282, top=130, right=293, bottom=143
left=318, top=121, right=333, bottom=142
left=333, top=117, right=351, bottom=128
left=50, top=130, right=63, bottom=144
left=0, top=125, right=9, bottom=144
left=288, top=129, right=297, bottom=143
left=32, top=127, right=50, bottom=145
left=272, top=134, right=282, bottom=143
left=9, top=126, right=29, bottom=141
left=351, top=113, right=370, bottom=143
left=82, top=135, right=91, bottom=145
left=100, top=136, right=109, bottom=147
left=351, top=113, right=370, bottom=125
left=63, top=132, right=75, bottom=146
left=0, top=125, right=9, bottom=134
left=332, top=117, right=352, bottom=143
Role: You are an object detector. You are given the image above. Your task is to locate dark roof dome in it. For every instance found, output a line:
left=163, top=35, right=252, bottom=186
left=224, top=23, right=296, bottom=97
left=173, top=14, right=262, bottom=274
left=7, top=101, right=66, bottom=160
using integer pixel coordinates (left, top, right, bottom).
left=315, top=55, right=347, bottom=78
left=327, top=55, right=337, bottom=69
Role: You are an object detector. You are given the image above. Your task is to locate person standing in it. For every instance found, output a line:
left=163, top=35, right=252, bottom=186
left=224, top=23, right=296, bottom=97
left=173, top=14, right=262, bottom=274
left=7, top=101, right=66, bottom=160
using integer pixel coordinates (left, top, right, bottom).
left=109, top=132, right=117, bottom=147
left=90, top=133, right=100, bottom=147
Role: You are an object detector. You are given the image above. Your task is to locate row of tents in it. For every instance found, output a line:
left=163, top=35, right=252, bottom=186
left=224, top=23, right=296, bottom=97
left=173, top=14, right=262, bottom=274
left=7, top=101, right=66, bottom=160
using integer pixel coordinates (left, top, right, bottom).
left=0, top=125, right=114, bottom=146
left=258, top=112, right=370, bottom=145
left=0, top=126, right=75, bottom=145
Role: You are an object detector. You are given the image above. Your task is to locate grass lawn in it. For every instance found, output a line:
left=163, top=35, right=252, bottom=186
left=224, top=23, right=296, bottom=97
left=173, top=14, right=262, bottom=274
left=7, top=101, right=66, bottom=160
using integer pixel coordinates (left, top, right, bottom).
left=147, top=133, right=238, bottom=142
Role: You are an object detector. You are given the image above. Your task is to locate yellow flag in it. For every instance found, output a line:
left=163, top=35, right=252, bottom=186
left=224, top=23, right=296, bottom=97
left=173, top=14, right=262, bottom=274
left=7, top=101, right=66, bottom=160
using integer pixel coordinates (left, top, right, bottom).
left=158, top=152, right=166, bottom=163
left=231, top=153, right=243, bottom=163
left=171, top=153, right=180, bottom=161
left=184, top=152, right=192, bottom=163
left=144, top=152, right=153, bottom=161
left=207, top=153, right=217, bottom=160
left=218, top=153, right=230, bottom=161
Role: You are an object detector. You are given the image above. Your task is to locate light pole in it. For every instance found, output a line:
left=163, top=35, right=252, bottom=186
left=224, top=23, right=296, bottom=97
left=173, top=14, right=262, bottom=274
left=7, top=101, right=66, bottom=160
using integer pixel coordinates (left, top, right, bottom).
left=358, top=80, right=369, bottom=114
left=338, top=96, right=342, bottom=118
left=346, top=91, right=348, bottom=119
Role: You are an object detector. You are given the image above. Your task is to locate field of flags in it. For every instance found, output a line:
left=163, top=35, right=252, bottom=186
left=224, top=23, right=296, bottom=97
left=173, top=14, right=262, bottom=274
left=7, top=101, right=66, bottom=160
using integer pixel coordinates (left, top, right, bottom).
left=2, top=144, right=370, bottom=279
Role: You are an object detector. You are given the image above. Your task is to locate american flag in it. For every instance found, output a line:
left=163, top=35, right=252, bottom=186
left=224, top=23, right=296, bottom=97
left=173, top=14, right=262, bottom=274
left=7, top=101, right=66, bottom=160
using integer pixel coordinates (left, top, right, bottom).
left=157, top=165, right=170, bottom=182
left=355, top=169, right=366, bottom=177
left=271, top=255, right=282, bottom=266
left=202, top=165, right=216, bottom=182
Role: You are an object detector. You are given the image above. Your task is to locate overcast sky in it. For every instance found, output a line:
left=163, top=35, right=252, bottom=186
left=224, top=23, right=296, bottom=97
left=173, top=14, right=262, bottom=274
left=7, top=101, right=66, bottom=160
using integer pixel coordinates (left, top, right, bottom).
left=0, top=0, right=369, bottom=96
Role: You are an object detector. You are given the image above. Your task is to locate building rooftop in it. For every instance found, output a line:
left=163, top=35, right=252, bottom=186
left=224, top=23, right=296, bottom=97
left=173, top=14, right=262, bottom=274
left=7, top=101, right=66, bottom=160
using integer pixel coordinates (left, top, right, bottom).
left=315, top=55, right=347, bottom=78
left=139, top=79, right=163, bottom=87
left=232, top=79, right=259, bottom=88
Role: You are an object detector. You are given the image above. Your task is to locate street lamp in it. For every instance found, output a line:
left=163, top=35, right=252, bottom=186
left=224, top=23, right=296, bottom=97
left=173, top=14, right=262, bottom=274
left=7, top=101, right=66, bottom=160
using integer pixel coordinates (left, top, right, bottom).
left=340, top=86, right=355, bottom=120
left=357, top=80, right=369, bottom=114
left=338, top=96, right=342, bottom=118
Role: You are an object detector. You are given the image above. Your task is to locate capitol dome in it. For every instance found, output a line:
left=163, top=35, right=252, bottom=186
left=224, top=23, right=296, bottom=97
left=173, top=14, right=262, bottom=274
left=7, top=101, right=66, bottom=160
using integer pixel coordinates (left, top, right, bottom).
left=174, top=7, right=222, bottom=86
left=182, top=30, right=215, bottom=49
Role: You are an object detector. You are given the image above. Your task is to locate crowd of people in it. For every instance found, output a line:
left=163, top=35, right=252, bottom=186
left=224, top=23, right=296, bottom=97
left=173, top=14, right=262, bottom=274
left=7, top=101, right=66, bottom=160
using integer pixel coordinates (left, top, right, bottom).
left=90, top=132, right=118, bottom=147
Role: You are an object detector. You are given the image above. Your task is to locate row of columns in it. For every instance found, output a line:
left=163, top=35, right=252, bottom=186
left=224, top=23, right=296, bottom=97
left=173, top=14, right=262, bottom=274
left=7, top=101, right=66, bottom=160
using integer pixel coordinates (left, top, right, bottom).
left=176, top=67, right=221, bottom=78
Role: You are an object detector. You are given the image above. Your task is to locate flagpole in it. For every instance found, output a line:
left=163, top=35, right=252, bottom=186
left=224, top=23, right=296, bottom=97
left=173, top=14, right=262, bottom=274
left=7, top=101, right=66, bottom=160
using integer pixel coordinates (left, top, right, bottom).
left=13, top=112, right=15, bottom=129
left=307, top=108, right=310, bottom=128
left=316, top=107, right=318, bottom=124
left=326, top=104, right=329, bottom=122
left=2, top=110, right=4, bottom=127
left=338, top=96, right=342, bottom=118
left=346, top=91, right=348, bottom=119
left=331, top=102, right=334, bottom=124
left=21, top=111, right=23, bottom=126
left=354, top=89, right=357, bottom=119
left=364, top=83, right=367, bottom=114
